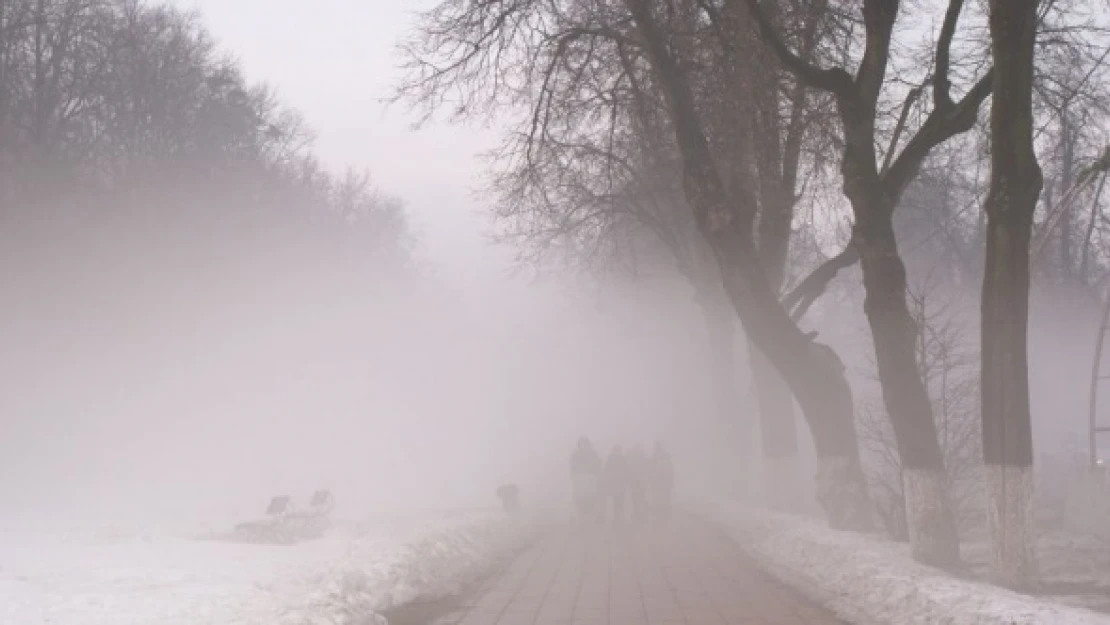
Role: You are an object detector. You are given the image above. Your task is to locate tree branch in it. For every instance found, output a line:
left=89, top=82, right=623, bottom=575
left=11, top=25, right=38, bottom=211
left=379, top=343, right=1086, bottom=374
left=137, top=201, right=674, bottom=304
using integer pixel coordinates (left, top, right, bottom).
left=741, top=0, right=853, bottom=95
left=880, top=81, right=927, bottom=174
left=882, top=68, right=994, bottom=200
left=933, top=0, right=966, bottom=111
left=783, top=245, right=860, bottom=320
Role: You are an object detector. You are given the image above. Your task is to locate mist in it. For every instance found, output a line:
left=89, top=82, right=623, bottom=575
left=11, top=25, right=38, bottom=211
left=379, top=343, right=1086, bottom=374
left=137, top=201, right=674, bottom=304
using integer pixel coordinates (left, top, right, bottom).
left=7, top=0, right=1110, bottom=622
left=0, top=208, right=734, bottom=533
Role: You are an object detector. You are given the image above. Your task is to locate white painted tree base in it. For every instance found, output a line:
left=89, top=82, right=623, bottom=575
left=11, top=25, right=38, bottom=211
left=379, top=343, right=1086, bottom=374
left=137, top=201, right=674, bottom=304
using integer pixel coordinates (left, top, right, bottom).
left=815, top=456, right=871, bottom=530
left=902, top=467, right=958, bottom=565
left=986, top=463, right=1038, bottom=589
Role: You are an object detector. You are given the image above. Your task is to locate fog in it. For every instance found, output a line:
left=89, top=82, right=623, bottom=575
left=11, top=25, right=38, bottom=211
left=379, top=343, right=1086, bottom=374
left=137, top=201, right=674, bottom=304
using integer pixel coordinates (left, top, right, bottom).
left=0, top=212, right=741, bottom=532
left=0, top=0, right=1103, bottom=583
left=1, top=212, right=1104, bottom=535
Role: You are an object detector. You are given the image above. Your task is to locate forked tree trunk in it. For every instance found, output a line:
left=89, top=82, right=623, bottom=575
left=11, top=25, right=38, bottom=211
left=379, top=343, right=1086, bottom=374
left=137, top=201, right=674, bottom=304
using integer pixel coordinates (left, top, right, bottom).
left=624, top=0, right=872, bottom=530
left=742, top=0, right=990, bottom=554
left=732, top=0, right=803, bottom=512
left=833, top=20, right=962, bottom=563
left=853, top=195, right=960, bottom=567
left=982, top=0, right=1041, bottom=591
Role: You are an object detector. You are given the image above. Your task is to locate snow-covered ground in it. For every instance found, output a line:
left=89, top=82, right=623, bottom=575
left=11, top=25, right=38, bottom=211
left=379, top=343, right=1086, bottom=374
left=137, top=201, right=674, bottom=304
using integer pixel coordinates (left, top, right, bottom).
left=961, top=528, right=1110, bottom=614
left=0, top=509, right=539, bottom=625
left=697, top=497, right=1110, bottom=625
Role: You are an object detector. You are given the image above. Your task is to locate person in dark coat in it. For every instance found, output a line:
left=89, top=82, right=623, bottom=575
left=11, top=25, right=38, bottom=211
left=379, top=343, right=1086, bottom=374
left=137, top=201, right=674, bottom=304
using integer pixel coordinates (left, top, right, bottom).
left=604, top=445, right=630, bottom=525
left=497, top=484, right=520, bottom=515
left=570, top=437, right=603, bottom=523
left=651, top=442, right=674, bottom=521
left=626, top=444, right=649, bottom=522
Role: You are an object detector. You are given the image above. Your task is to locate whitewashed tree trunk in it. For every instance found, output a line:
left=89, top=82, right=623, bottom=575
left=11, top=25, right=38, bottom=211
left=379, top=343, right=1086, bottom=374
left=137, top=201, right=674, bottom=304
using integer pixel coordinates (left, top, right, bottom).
left=985, top=464, right=1037, bottom=588
left=902, top=467, right=958, bottom=564
left=981, top=0, right=1042, bottom=590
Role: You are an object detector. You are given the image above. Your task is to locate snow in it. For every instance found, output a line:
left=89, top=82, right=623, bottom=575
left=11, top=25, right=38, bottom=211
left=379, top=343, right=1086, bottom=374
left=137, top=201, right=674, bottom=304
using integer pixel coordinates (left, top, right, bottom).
left=697, top=497, right=1110, bottom=625
left=0, top=510, right=538, bottom=625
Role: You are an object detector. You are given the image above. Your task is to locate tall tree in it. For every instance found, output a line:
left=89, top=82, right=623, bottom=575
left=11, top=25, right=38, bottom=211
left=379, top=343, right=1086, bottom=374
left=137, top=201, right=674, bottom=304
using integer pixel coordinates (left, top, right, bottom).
left=981, top=0, right=1042, bottom=592
left=745, top=0, right=995, bottom=566
left=620, top=0, right=872, bottom=528
left=399, top=0, right=874, bottom=528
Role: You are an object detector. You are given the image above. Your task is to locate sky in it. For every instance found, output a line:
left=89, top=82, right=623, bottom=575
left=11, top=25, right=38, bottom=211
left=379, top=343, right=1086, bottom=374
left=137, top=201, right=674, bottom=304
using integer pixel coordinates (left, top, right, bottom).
left=172, top=0, right=506, bottom=288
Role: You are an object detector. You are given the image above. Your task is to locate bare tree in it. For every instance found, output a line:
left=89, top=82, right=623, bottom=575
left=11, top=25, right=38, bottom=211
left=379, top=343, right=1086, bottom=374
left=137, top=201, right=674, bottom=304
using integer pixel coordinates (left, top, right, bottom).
left=744, top=0, right=999, bottom=566
left=980, top=0, right=1042, bottom=592
left=397, top=0, right=875, bottom=528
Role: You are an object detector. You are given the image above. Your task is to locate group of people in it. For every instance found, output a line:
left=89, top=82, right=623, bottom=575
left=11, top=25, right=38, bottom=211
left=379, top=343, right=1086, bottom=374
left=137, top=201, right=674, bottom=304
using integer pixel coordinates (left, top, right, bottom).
left=569, top=437, right=673, bottom=525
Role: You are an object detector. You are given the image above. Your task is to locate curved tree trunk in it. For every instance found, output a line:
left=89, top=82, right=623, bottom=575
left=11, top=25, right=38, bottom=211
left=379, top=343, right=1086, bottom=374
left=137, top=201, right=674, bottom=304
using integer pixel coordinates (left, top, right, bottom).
left=837, top=81, right=961, bottom=566
left=750, top=346, right=802, bottom=510
left=982, top=0, right=1041, bottom=591
left=854, top=200, right=960, bottom=567
left=624, top=0, right=872, bottom=530
left=718, top=239, right=871, bottom=529
left=751, top=52, right=804, bottom=512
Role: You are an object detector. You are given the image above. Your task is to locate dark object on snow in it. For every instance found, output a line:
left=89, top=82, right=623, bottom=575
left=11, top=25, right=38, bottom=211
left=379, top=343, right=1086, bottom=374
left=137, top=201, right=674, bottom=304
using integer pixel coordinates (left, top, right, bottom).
left=571, top=437, right=604, bottom=523
left=497, top=484, right=520, bottom=514
left=230, top=491, right=334, bottom=545
left=266, top=495, right=291, bottom=516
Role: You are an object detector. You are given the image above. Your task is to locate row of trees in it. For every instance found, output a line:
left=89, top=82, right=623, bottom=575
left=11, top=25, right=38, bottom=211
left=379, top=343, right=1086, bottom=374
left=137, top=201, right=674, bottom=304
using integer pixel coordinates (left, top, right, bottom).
left=0, top=0, right=411, bottom=270
left=398, top=0, right=1110, bottom=590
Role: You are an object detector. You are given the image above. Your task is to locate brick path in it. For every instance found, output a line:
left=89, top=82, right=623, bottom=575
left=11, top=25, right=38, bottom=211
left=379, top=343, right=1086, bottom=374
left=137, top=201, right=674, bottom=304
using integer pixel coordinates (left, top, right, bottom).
left=432, top=517, right=845, bottom=625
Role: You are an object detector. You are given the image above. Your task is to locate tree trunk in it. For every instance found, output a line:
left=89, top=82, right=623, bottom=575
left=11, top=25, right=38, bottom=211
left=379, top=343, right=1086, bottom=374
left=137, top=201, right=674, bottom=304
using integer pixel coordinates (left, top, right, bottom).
left=982, top=0, right=1041, bottom=591
left=625, top=0, right=872, bottom=530
left=853, top=196, right=961, bottom=567
left=749, top=345, right=802, bottom=510
left=720, top=244, right=871, bottom=530
left=699, top=290, right=747, bottom=492
left=839, top=77, right=961, bottom=564
left=748, top=0, right=807, bottom=513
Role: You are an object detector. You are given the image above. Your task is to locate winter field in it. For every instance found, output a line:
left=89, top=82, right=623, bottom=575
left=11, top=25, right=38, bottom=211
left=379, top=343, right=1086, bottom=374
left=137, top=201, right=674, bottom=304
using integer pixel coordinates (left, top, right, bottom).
left=0, top=509, right=537, bottom=625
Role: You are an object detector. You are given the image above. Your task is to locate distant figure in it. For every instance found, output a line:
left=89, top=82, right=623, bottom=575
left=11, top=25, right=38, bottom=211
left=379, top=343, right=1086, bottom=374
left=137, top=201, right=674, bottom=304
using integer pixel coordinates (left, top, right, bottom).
left=570, top=437, right=603, bottom=523
left=651, top=442, right=674, bottom=521
left=497, top=484, right=520, bottom=515
left=626, top=444, right=649, bottom=521
left=604, top=446, right=630, bottom=524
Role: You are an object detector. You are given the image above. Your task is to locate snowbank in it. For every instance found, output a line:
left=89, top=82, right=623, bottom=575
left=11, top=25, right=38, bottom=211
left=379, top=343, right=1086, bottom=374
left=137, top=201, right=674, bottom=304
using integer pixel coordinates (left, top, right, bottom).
left=277, top=513, right=539, bottom=624
left=697, top=498, right=1110, bottom=625
left=0, top=510, right=540, bottom=625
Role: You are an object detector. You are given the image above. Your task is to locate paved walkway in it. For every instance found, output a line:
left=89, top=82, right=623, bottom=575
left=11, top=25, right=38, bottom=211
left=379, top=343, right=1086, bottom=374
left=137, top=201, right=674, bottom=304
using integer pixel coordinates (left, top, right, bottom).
left=430, top=517, right=845, bottom=625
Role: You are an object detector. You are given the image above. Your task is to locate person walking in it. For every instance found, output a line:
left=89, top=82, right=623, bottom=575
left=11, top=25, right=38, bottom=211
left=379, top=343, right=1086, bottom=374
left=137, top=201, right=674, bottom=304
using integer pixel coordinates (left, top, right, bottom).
left=626, top=444, right=649, bottom=522
left=651, top=441, right=674, bottom=522
left=604, top=445, right=630, bottom=525
left=570, top=436, right=603, bottom=524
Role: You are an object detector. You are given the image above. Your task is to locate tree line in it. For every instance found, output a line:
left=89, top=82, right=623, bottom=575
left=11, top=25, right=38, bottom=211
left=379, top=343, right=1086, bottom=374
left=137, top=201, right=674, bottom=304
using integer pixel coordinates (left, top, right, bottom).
left=0, top=0, right=412, bottom=271
left=397, top=0, right=1110, bottom=590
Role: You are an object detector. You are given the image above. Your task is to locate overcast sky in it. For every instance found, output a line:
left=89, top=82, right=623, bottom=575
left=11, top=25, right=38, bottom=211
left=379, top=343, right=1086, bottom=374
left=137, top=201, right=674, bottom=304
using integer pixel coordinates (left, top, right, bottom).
left=172, top=0, right=506, bottom=287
